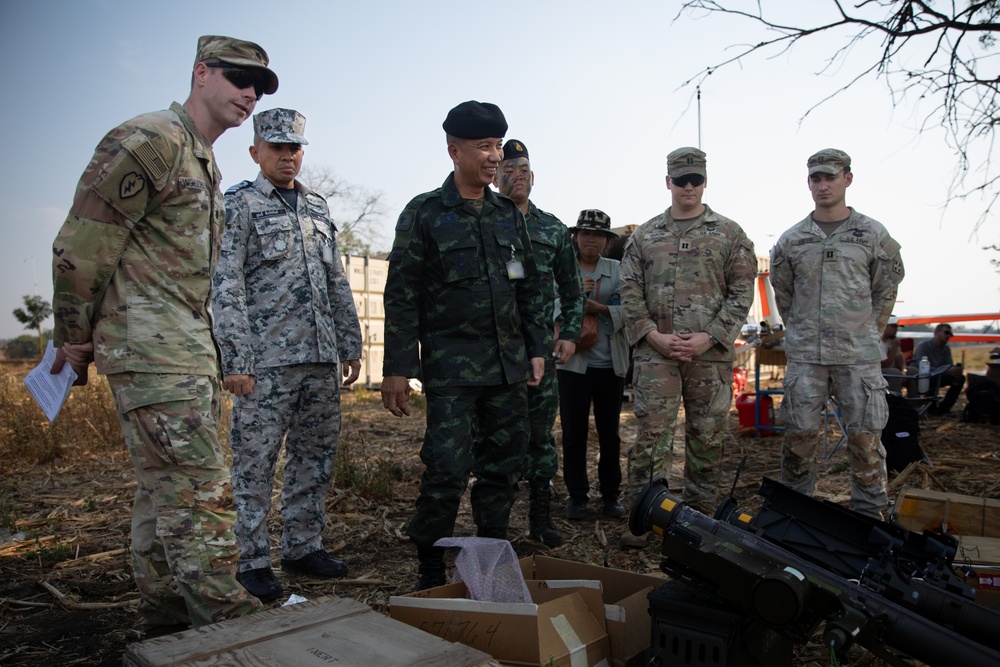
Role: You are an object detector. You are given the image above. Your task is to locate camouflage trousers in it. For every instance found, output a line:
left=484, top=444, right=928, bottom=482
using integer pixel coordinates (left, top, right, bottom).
left=407, top=383, right=529, bottom=549
left=230, top=364, right=342, bottom=571
left=106, top=372, right=260, bottom=628
left=627, top=357, right=731, bottom=511
left=523, top=356, right=559, bottom=483
left=780, top=361, right=889, bottom=519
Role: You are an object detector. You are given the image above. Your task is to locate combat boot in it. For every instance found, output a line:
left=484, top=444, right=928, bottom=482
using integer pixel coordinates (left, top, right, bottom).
left=528, top=481, right=563, bottom=547
left=414, top=545, right=446, bottom=592
left=476, top=526, right=508, bottom=540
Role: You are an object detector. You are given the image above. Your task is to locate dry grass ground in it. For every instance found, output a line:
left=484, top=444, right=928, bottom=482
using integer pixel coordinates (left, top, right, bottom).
left=1, top=360, right=998, bottom=666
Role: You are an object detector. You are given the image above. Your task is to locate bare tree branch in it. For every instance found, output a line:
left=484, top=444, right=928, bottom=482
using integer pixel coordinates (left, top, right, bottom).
left=678, top=0, right=1000, bottom=228
left=300, top=165, right=389, bottom=257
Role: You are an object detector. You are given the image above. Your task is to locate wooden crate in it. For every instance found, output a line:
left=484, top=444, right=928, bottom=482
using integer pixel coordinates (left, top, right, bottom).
left=895, top=488, right=1000, bottom=538
left=125, top=596, right=498, bottom=667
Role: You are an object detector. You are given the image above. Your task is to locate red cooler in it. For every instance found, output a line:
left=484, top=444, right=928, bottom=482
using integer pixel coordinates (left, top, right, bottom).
left=736, top=392, right=776, bottom=435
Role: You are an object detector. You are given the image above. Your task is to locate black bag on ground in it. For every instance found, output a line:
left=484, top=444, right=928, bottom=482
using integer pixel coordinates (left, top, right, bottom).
left=882, top=393, right=924, bottom=473
left=962, top=381, right=1000, bottom=425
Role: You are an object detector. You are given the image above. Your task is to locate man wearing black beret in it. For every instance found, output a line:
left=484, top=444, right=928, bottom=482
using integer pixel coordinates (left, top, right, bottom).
left=381, top=101, right=548, bottom=589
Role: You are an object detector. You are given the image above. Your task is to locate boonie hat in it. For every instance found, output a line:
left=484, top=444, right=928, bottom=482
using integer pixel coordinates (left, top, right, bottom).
left=196, top=35, right=278, bottom=96
left=807, top=148, right=851, bottom=175
left=667, top=147, right=707, bottom=178
left=443, top=101, right=507, bottom=139
left=573, top=209, right=618, bottom=237
left=254, top=108, right=308, bottom=145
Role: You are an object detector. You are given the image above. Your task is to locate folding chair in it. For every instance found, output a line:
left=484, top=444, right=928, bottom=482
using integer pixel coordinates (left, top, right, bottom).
left=900, top=368, right=948, bottom=419
left=823, top=395, right=847, bottom=458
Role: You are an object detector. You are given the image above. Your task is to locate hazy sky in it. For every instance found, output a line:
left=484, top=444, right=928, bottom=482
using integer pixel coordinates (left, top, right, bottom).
left=2, top=0, right=997, bottom=340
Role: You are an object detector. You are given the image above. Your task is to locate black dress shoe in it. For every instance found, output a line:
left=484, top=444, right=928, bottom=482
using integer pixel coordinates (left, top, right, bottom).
left=602, top=498, right=626, bottom=518
left=281, top=550, right=348, bottom=579
left=236, top=567, right=283, bottom=603
left=565, top=497, right=588, bottom=520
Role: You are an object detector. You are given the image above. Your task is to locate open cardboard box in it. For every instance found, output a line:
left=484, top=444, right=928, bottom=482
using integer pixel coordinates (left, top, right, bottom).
left=390, top=579, right=610, bottom=667
left=519, top=556, right=666, bottom=667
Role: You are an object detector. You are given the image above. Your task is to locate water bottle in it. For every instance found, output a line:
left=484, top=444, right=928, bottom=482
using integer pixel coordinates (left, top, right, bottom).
left=918, top=356, right=930, bottom=393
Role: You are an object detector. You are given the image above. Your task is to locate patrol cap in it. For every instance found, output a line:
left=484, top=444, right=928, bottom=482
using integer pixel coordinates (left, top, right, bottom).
left=502, top=139, right=529, bottom=162
left=807, top=148, right=851, bottom=175
left=443, top=101, right=508, bottom=139
left=195, top=35, right=278, bottom=96
left=573, top=209, right=618, bottom=237
left=253, top=108, right=308, bottom=145
left=667, top=147, right=707, bottom=178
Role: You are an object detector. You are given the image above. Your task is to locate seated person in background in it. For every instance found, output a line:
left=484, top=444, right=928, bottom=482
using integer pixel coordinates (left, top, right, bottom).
left=880, top=315, right=906, bottom=392
left=909, top=323, right=965, bottom=415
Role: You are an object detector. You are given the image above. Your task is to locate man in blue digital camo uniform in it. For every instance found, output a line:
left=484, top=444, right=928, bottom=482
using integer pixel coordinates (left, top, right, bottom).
left=213, top=108, right=363, bottom=602
left=51, top=36, right=278, bottom=635
left=381, top=101, right=549, bottom=589
left=770, top=149, right=904, bottom=520
left=493, top=139, right=584, bottom=547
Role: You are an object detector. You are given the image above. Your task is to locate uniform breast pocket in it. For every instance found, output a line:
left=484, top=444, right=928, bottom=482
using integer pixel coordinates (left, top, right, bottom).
left=438, top=236, right=482, bottom=283
left=252, top=215, right=294, bottom=260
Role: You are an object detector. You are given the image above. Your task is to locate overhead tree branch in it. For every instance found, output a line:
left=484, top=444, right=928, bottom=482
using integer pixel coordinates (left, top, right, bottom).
left=678, top=0, right=1000, bottom=229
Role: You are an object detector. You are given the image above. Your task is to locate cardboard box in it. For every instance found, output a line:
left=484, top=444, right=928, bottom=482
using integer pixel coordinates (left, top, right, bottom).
left=973, top=566, right=1000, bottom=610
left=390, top=579, right=611, bottom=666
left=124, top=595, right=497, bottom=667
left=957, top=565, right=1000, bottom=611
left=519, top=556, right=666, bottom=667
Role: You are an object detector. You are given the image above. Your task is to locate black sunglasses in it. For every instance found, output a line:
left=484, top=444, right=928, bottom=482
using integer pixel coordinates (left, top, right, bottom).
left=205, top=62, right=264, bottom=100
left=672, top=174, right=705, bottom=188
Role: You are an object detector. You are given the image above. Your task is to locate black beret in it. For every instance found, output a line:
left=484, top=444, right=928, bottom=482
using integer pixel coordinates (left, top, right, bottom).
left=502, top=139, right=529, bottom=161
left=443, top=101, right=508, bottom=139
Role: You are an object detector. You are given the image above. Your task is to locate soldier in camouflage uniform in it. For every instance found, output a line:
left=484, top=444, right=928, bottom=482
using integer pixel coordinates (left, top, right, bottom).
left=620, top=148, right=756, bottom=547
left=492, top=139, right=584, bottom=547
left=212, top=108, right=363, bottom=603
left=381, top=102, right=548, bottom=589
left=770, top=149, right=904, bottom=519
left=50, top=36, right=278, bottom=633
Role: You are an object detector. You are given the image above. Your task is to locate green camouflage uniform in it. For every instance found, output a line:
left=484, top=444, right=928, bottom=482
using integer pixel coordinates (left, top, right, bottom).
left=770, top=209, right=904, bottom=518
left=523, top=202, right=584, bottom=483
left=620, top=204, right=756, bottom=510
left=384, top=173, right=548, bottom=548
left=213, top=171, right=362, bottom=572
left=51, top=103, right=259, bottom=627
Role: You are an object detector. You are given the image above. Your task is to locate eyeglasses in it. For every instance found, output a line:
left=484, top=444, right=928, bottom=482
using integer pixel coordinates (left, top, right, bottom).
left=672, top=174, right=705, bottom=188
left=205, top=62, right=264, bottom=100
left=942, top=330, right=953, bottom=337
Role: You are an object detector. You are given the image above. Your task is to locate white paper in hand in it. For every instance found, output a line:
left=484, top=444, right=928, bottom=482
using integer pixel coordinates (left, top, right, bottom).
left=23, top=341, right=78, bottom=422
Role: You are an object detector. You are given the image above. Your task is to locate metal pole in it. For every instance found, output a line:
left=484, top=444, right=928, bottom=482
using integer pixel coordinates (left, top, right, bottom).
left=697, top=85, right=702, bottom=149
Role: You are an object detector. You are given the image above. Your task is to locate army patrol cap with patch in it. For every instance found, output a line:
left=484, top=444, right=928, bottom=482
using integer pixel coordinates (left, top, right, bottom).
left=254, top=108, right=308, bottom=145
left=573, top=209, right=618, bottom=237
left=502, top=139, right=529, bottom=162
left=807, top=148, right=851, bottom=175
left=195, top=35, right=278, bottom=96
left=443, top=101, right=508, bottom=139
left=667, top=147, right=707, bottom=178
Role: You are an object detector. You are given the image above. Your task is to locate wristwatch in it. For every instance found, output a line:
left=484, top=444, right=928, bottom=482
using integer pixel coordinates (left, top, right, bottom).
left=707, top=333, right=721, bottom=348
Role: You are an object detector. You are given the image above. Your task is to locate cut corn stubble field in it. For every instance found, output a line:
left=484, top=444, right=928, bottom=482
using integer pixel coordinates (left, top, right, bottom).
left=0, top=361, right=998, bottom=666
